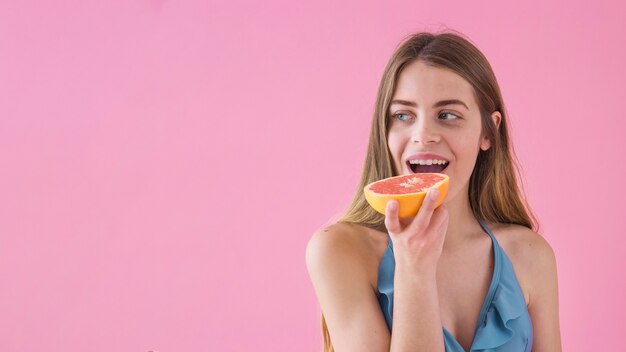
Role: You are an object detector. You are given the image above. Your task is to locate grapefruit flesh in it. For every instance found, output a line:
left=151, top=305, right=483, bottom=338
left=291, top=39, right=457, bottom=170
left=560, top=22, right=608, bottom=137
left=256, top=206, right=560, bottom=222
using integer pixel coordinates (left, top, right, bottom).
left=363, top=173, right=449, bottom=218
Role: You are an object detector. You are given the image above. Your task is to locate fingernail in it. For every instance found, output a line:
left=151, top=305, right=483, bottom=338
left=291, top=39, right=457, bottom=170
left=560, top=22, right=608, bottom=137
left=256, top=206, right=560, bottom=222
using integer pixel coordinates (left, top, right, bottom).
left=429, top=189, right=439, bottom=200
left=388, top=200, right=397, bottom=211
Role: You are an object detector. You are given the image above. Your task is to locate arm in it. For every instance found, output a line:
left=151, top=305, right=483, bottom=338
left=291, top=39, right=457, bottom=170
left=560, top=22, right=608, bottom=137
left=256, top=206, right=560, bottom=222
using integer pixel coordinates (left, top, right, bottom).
left=526, top=233, right=562, bottom=351
left=306, top=225, right=445, bottom=352
left=306, top=190, right=448, bottom=351
left=306, top=226, right=391, bottom=351
left=385, top=191, right=447, bottom=352
left=391, top=264, right=444, bottom=351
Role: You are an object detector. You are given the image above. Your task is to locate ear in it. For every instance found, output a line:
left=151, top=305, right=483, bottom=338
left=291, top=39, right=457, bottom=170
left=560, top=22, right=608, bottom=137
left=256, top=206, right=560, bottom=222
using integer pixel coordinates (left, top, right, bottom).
left=480, top=111, right=502, bottom=151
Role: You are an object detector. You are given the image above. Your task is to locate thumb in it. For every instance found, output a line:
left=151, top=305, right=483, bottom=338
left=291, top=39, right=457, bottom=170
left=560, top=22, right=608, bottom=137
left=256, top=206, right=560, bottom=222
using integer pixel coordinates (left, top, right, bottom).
left=384, top=200, right=402, bottom=235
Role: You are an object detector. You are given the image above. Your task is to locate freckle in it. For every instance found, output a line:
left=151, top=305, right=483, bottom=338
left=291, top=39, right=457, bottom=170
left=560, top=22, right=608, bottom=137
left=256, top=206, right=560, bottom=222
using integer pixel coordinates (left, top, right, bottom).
left=324, top=230, right=329, bottom=232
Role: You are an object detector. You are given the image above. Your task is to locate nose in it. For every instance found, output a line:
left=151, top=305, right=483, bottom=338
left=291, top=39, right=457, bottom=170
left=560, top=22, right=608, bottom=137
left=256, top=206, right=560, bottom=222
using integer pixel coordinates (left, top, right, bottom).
left=411, top=118, right=440, bottom=144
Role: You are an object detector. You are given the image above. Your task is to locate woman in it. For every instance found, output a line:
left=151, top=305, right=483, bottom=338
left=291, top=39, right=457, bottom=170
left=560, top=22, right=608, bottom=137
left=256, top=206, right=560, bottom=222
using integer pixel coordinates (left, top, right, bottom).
left=306, top=30, right=561, bottom=351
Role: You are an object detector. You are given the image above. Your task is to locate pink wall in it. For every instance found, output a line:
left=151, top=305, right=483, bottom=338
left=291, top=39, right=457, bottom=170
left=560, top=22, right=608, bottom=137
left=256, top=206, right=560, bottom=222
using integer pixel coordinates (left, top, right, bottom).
left=1, top=0, right=624, bottom=351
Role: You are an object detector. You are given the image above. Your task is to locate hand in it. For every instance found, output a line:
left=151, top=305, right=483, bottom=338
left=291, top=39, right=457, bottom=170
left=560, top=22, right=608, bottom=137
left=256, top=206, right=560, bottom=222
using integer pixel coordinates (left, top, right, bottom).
left=384, top=188, right=449, bottom=275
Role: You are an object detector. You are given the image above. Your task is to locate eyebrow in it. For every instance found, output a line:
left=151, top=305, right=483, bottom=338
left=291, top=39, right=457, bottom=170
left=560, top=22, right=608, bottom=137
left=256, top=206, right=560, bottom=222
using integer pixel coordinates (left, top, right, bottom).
left=390, top=99, right=470, bottom=111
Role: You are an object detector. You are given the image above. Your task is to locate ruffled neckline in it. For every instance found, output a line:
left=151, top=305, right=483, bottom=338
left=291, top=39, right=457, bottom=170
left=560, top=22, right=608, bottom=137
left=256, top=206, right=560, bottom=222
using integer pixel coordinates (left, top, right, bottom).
left=377, top=220, right=531, bottom=351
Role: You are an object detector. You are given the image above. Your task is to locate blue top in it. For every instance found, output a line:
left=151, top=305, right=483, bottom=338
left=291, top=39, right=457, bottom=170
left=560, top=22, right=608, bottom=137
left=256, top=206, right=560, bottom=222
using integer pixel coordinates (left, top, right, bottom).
left=377, top=220, right=533, bottom=351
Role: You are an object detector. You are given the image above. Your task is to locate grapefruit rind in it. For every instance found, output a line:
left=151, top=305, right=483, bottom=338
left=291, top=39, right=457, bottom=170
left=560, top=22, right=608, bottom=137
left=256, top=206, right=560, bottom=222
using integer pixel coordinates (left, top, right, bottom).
left=363, top=173, right=449, bottom=218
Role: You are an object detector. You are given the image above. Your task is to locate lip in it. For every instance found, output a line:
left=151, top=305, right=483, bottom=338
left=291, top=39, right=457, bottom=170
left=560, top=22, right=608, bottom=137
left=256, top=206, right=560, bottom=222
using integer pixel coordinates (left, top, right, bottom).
left=405, top=152, right=450, bottom=174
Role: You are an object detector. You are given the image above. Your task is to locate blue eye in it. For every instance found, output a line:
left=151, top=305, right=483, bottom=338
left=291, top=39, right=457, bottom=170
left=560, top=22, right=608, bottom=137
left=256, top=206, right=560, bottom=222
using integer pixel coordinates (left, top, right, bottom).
left=439, top=112, right=459, bottom=120
left=393, top=113, right=412, bottom=121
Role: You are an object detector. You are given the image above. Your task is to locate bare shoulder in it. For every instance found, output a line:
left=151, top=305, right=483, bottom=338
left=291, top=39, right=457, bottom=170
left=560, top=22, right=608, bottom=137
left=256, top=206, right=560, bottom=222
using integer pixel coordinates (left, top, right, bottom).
left=306, top=222, right=388, bottom=290
left=494, top=224, right=554, bottom=261
left=305, top=223, right=381, bottom=288
left=306, top=222, right=371, bottom=266
left=490, top=223, right=558, bottom=306
left=491, top=223, right=557, bottom=274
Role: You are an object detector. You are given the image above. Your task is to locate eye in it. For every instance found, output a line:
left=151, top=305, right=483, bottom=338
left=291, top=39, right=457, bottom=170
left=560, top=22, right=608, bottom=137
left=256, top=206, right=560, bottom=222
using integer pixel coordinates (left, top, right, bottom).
left=392, top=112, right=412, bottom=122
left=439, top=112, right=460, bottom=121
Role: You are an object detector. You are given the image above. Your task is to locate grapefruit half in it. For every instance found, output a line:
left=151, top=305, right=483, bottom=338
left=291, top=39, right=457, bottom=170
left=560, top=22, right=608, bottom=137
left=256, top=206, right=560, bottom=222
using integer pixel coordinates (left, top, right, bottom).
left=363, top=173, right=449, bottom=218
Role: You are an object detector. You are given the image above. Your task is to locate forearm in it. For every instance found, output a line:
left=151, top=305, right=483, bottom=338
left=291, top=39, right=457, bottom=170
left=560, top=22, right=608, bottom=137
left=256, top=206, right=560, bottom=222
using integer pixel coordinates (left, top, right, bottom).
left=390, top=265, right=445, bottom=352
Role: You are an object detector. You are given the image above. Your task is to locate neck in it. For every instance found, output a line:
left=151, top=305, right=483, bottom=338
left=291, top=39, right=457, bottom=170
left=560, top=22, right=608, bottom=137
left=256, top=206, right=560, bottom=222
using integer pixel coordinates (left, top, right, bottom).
left=442, top=187, right=483, bottom=248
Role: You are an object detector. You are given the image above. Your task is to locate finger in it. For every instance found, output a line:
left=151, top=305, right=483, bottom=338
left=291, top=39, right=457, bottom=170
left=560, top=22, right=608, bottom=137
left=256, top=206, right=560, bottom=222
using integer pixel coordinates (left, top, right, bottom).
left=411, top=188, right=440, bottom=232
left=384, top=200, right=402, bottom=235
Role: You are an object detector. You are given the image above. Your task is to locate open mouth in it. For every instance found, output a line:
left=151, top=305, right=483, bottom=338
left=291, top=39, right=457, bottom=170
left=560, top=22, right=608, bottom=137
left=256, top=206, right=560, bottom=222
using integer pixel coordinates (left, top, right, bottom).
left=407, top=159, right=449, bottom=174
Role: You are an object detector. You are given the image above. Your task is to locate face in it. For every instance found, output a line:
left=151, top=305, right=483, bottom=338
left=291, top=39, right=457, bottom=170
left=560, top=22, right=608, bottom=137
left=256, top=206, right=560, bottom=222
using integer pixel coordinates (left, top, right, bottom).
left=387, top=60, right=498, bottom=203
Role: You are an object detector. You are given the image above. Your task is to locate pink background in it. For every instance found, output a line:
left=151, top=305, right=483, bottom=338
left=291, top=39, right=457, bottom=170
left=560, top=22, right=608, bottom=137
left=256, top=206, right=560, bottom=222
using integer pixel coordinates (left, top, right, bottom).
left=1, top=0, right=624, bottom=351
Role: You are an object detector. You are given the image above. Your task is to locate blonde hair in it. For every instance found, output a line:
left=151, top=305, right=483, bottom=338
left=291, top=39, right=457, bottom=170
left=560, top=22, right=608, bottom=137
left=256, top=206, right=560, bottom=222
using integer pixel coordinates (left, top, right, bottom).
left=320, top=30, right=538, bottom=352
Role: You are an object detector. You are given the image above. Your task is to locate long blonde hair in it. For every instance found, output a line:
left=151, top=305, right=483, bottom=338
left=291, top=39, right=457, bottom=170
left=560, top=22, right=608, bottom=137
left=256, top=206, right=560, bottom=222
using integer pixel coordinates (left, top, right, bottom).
left=320, top=30, right=538, bottom=352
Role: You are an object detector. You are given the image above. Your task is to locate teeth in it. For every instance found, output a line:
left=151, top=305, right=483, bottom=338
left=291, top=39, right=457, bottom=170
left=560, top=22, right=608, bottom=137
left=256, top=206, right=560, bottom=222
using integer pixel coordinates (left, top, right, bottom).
left=409, top=159, right=449, bottom=165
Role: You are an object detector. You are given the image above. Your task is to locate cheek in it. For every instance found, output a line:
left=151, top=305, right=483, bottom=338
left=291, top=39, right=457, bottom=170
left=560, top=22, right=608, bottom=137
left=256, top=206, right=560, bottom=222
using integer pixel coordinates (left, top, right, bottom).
left=453, top=135, right=481, bottom=165
left=387, top=136, right=398, bottom=153
left=386, top=133, right=404, bottom=170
